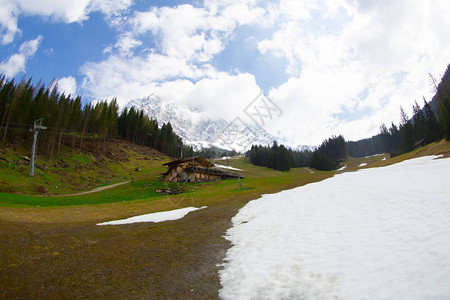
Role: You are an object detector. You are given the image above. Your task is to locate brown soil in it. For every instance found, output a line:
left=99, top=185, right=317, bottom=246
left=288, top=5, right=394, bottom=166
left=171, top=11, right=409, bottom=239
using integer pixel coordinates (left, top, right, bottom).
left=0, top=199, right=245, bottom=299
left=48, top=180, right=131, bottom=197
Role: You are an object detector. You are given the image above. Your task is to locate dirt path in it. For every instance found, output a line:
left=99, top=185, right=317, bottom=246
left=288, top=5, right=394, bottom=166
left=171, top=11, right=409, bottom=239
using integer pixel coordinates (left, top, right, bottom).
left=304, top=167, right=315, bottom=174
left=51, top=180, right=131, bottom=197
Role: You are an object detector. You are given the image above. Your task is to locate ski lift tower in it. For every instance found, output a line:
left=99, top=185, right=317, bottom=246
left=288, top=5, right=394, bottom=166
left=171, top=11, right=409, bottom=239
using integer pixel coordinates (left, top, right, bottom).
left=29, top=118, right=47, bottom=176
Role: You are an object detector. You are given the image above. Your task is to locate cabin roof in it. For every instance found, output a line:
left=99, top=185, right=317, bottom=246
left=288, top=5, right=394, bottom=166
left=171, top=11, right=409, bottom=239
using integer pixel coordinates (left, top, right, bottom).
left=413, top=138, right=426, bottom=148
left=162, top=156, right=214, bottom=168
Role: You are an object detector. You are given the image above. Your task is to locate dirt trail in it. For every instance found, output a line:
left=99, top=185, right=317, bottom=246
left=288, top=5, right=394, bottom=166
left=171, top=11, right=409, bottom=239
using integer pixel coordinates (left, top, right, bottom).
left=50, top=181, right=131, bottom=197
left=304, top=167, right=315, bottom=174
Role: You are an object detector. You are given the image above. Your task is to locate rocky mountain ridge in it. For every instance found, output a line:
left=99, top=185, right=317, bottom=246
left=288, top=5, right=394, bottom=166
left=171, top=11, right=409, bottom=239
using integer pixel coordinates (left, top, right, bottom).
left=125, top=94, right=317, bottom=152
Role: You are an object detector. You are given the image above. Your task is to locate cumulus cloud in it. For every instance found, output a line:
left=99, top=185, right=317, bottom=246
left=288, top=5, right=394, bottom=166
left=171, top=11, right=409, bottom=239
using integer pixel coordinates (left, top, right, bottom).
left=59, top=0, right=450, bottom=145
left=157, top=73, right=261, bottom=121
left=259, top=0, right=450, bottom=144
left=0, top=0, right=132, bottom=44
left=56, top=76, right=77, bottom=96
left=114, top=33, right=142, bottom=57
left=131, top=4, right=244, bottom=62
left=81, top=2, right=266, bottom=107
left=0, top=35, right=42, bottom=77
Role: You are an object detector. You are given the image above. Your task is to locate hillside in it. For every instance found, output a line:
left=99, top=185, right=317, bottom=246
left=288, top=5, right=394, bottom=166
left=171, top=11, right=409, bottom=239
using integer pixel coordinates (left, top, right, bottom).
left=0, top=139, right=170, bottom=195
left=0, top=139, right=448, bottom=298
left=336, top=139, right=450, bottom=171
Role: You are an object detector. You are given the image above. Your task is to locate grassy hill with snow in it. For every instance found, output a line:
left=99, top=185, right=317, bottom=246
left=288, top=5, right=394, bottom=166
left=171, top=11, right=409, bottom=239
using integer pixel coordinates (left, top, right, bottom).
left=337, top=139, right=450, bottom=172
left=0, top=139, right=448, bottom=298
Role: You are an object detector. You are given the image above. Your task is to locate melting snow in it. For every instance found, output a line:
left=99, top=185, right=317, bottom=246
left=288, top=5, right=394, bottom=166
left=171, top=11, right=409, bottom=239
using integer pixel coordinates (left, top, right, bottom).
left=215, top=164, right=244, bottom=171
left=219, top=156, right=450, bottom=299
left=364, top=153, right=383, bottom=158
left=97, top=206, right=207, bottom=226
left=336, top=165, right=347, bottom=171
left=216, top=156, right=242, bottom=160
left=358, top=162, right=368, bottom=167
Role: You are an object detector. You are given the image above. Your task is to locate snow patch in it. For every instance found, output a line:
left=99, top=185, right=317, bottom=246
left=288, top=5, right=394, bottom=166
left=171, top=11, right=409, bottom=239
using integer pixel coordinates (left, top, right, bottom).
left=337, top=165, right=347, bottom=171
left=97, top=206, right=207, bottom=225
left=364, top=153, right=383, bottom=158
left=216, top=156, right=242, bottom=160
left=358, top=162, right=368, bottom=167
left=219, top=156, right=450, bottom=299
left=215, top=164, right=244, bottom=172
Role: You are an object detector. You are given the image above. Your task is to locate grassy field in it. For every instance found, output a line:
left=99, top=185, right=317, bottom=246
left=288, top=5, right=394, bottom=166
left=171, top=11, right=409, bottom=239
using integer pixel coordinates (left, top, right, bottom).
left=0, top=139, right=448, bottom=298
left=0, top=139, right=169, bottom=195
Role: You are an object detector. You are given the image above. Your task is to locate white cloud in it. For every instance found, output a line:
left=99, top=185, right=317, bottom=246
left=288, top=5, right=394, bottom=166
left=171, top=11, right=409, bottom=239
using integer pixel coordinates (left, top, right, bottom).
left=0, top=1, right=19, bottom=44
left=278, top=0, right=319, bottom=20
left=132, top=4, right=238, bottom=62
left=0, top=35, right=42, bottom=77
left=80, top=53, right=213, bottom=104
left=48, top=0, right=450, bottom=146
left=114, top=33, right=142, bottom=56
left=0, top=0, right=132, bottom=44
left=88, top=0, right=132, bottom=18
left=80, top=2, right=267, bottom=107
left=56, top=76, right=77, bottom=96
left=258, top=0, right=450, bottom=144
left=157, top=73, right=261, bottom=121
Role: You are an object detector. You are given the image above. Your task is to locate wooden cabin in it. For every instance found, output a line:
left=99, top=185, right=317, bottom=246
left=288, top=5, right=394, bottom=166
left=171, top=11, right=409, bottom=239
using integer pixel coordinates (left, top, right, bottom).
left=162, top=156, right=242, bottom=183
left=413, top=138, right=426, bottom=150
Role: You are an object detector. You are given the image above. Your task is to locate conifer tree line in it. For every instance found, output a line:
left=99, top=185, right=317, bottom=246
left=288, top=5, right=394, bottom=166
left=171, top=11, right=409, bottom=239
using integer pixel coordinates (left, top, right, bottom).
left=249, top=64, right=450, bottom=171
left=346, top=100, right=442, bottom=157
left=249, top=141, right=311, bottom=172
left=249, top=135, right=346, bottom=172
left=0, top=75, right=189, bottom=158
left=347, top=64, right=449, bottom=158
left=435, top=63, right=450, bottom=140
left=310, top=135, right=346, bottom=171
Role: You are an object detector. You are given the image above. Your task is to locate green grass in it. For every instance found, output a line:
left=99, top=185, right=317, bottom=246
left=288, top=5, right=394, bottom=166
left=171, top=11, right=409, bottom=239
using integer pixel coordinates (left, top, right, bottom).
left=11, top=138, right=444, bottom=209
left=0, top=154, right=332, bottom=207
left=0, top=181, right=186, bottom=207
left=0, top=140, right=171, bottom=195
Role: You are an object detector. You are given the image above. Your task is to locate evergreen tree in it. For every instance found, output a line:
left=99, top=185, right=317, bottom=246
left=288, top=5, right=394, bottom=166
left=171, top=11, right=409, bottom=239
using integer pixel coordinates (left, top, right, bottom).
left=436, top=64, right=450, bottom=139
left=0, top=74, right=187, bottom=157
left=399, top=106, right=414, bottom=153
left=423, top=98, right=441, bottom=142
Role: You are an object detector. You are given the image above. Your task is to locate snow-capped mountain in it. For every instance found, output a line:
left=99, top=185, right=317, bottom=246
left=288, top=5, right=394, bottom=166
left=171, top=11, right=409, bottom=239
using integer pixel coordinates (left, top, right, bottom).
left=125, top=94, right=315, bottom=152
left=294, top=145, right=318, bottom=152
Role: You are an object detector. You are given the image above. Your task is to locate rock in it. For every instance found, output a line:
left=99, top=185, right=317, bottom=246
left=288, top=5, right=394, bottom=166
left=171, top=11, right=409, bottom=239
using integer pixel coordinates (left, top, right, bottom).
left=155, top=187, right=185, bottom=195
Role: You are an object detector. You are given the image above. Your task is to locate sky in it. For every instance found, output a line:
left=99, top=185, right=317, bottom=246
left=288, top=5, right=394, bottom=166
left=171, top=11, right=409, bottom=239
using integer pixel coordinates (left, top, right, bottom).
left=0, top=0, right=449, bottom=146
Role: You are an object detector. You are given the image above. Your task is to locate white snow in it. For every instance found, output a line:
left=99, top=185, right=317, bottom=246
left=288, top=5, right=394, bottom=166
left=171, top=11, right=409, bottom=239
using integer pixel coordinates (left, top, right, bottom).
left=382, top=157, right=386, bottom=161
left=97, top=206, right=207, bottom=226
left=364, top=153, right=383, bottom=158
left=358, top=162, right=368, bottom=167
left=336, top=165, right=347, bottom=171
left=215, top=164, right=244, bottom=172
left=217, top=156, right=242, bottom=160
left=219, top=156, right=450, bottom=300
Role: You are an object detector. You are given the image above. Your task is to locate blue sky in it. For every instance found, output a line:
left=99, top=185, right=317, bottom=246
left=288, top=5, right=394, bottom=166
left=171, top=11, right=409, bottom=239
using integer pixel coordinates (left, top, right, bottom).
left=1, top=0, right=449, bottom=145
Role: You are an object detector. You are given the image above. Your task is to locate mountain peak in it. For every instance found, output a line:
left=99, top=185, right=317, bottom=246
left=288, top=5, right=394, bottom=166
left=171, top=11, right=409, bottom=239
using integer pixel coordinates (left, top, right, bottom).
left=125, top=94, right=315, bottom=152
